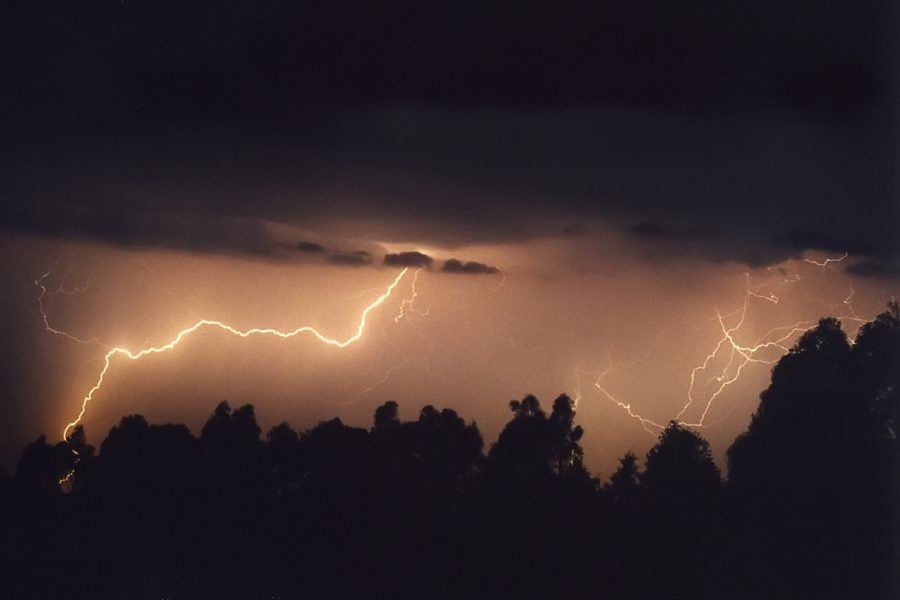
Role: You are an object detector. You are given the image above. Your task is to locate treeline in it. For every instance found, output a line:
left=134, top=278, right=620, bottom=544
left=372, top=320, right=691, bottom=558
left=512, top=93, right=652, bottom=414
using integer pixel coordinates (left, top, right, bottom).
left=1, top=304, right=897, bottom=599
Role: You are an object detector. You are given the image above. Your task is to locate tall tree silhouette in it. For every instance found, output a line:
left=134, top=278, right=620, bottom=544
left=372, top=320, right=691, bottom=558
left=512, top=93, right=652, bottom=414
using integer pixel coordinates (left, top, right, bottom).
left=484, top=394, right=589, bottom=483
left=479, top=394, right=596, bottom=599
left=642, top=422, right=720, bottom=508
left=848, top=302, right=900, bottom=598
left=852, top=301, right=900, bottom=439
left=14, top=434, right=74, bottom=494
left=641, top=421, right=723, bottom=599
left=604, top=451, right=641, bottom=507
left=366, top=403, right=484, bottom=596
left=601, top=451, right=650, bottom=600
left=728, top=307, right=900, bottom=599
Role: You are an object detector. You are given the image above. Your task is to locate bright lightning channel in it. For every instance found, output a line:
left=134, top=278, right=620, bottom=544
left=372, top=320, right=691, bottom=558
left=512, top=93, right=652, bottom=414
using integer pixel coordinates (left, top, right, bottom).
left=578, top=252, right=869, bottom=434
left=394, top=268, right=431, bottom=322
left=42, top=268, right=412, bottom=445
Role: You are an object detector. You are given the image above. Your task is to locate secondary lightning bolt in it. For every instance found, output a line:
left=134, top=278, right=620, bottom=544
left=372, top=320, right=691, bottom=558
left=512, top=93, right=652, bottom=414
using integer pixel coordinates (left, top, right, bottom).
left=36, top=268, right=103, bottom=346
left=678, top=254, right=871, bottom=427
left=803, top=252, right=867, bottom=328
left=350, top=359, right=417, bottom=405
left=54, top=268, right=411, bottom=442
left=803, top=252, right=849, bottom=267
left=394, top=268, right=431, bottom=322
left=579, top=252, right=873, bottom=434
left=346, top=268, right=438, bottom=406
left=591, top=355, right=666, bottom=435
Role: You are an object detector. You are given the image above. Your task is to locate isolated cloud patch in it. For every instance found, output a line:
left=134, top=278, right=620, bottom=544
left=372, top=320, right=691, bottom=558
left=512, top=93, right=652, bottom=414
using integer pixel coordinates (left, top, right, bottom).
left=297, top=241, right=325, bottom=253
left=442, top=259, right=500, bottom=275
left=383, top=251, right=434, bottom=269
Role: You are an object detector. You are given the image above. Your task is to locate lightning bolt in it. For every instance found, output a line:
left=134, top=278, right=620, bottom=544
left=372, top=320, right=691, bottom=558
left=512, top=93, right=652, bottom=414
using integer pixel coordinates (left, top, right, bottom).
left=573, top=335, right=669, bottom=434
left=677, top=253, right=870, bottom=427
left=346, top=268, right=439, bottom=405
left=350, top=359, right=417, bottom=404
left=55, top=267, right=410, bottom=442
left=676, top=298, right=808, bottom=428
left=803, top=252, right=849, bottom=267
left=394, top=269, right=431, bottom=322
left=577, top=252, right=874, bottom=434
left=592, top=355, right=667, bottom=435
left=803, top=252, right=867, bottom=328
left=36, top=268, right=102, bottom=346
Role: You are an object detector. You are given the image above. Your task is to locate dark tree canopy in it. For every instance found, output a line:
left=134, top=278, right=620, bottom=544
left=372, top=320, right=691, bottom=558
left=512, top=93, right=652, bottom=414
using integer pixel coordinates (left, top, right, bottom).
left=605, top=451, right=642, bottom=506
left=486, top=393, right=588, bottom=484
left=727, top=305, right=900, bottom=600
left=642, top=421, right=721, bottom=507
left=14, top=434, right=74, bottom=493
left=1, top=307, right=897, bottom=599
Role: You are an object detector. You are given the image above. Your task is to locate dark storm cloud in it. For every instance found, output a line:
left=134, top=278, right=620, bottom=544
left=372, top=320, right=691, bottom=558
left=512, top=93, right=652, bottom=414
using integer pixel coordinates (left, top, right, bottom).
left=297, top=241, right=326, bottom=253
left=772, top=228, right=900, bottom=278
left=0, top=1, right=895, bottom=275
left=5, top=0, right=891, bottom=119
left=383, top=252, right=434, bottom=269
left=442, top=259, right=500, bottom=275
left=626, top=222, right=717, bottom=243
left=330, top=251, right=373, bottom=267
left=773, top=229, right=878, bottom=257
left=845, top=259, right=900, bottom=279
left=0, top=198, right=277, bottom=257
left=2, top=105, right=896, bottom=274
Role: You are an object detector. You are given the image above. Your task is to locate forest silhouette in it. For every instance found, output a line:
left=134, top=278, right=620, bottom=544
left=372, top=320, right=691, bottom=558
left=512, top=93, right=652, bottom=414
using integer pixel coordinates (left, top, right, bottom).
left=2, top=303, right=897, bottom=599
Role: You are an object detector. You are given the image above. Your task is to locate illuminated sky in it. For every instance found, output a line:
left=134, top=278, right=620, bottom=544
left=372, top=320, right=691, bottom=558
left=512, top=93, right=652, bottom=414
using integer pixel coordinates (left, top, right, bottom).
left=1, top=1, right=897, bottom=475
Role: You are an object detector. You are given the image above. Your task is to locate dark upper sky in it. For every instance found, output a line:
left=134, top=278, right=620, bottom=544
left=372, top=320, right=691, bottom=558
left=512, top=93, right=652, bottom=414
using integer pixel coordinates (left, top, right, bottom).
left=6, top=1, right=895, bottom=115
left=2, top=0, right=898, bottom=272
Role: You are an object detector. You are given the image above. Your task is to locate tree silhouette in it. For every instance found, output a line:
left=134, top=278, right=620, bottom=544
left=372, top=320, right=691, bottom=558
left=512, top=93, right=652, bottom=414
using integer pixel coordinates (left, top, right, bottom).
left=265, top=420, right=301, bottom=498
left=604, top=451, right=642, bottom=506
left=14, top=434, right=74, bottom=494
left=485, top=394, right=589, bottom=484
left=642, top=421, right=721, bottom=507
left=599, top=451, right=651, bottom=600
left=852, top=301, right=900, bottom=439
left=373, top=399, right=400, bottom=429
left=640, top=421, right=723, bottom=599
left=477, top=394, right=597, bottom=599
left=728, top=307, right=900, bottom=600
left=201, top=400, right=262, bottom=453
left=848, top=302, right=900, bottom=599
left=2, top=307, right=898, bottom=599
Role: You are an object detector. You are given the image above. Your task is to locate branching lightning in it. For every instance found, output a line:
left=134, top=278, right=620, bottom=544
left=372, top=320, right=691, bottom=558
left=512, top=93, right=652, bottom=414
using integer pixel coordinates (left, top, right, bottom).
left=394, top=269, right=431, bottom=322
left=39, top=267, right=412, bottom=457
left=576, top=252, right=873, bottom=435
left=348, top=268, right=437, bottom=405
left=37, top=246, right=879, bottom=485
left=803, top=252, right=848, bottom=267
left=591, top=355, right=666, bottom=435
left=675, top=282, right=808, bottom=428
left=36, top=268, right=102, bottom=346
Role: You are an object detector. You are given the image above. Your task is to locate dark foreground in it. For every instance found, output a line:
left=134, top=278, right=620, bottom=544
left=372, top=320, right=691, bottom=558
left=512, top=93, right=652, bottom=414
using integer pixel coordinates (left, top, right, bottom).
left=2, top=306, right=898, bottom=599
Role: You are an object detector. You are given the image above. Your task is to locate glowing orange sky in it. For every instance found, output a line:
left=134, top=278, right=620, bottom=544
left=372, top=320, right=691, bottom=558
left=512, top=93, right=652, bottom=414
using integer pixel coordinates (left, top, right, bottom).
left=2, top=230, right=896, bottom=476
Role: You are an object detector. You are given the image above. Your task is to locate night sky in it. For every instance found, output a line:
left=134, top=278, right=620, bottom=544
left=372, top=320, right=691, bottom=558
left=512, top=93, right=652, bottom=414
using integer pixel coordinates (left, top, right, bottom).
left=1, top=1, right=897, bottom=474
